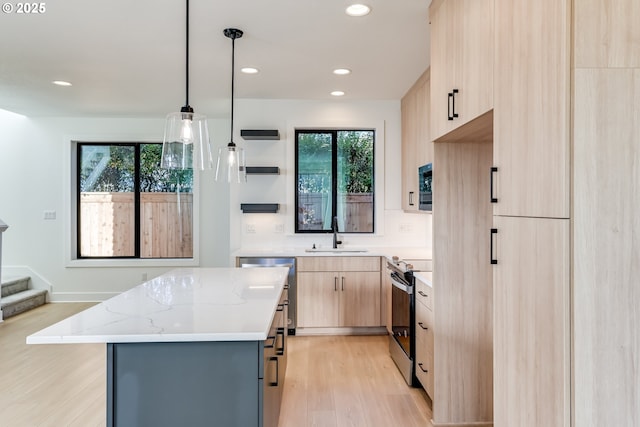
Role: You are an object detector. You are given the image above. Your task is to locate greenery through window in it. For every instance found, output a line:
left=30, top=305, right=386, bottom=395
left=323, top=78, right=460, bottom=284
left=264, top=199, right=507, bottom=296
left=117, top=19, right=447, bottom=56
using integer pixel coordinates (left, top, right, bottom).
left=295, top=130, right=375, bottom=233
left=77, top=143, right=193, bottom=259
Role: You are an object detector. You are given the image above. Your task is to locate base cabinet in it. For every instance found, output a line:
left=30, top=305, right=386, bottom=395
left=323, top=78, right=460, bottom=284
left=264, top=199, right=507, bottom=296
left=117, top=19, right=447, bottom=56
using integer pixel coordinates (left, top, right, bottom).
left=297, top=257, right=381, bottom=328
left=414, top=278, right=434, bottom=399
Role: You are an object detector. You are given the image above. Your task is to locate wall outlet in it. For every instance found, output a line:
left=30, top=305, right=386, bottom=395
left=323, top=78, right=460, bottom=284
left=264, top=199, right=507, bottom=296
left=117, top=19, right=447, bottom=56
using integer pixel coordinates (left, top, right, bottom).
left=274, top=223, right=284, bottom=234
left=246, top=223, right=256, bottom=234
left=43, top=210, right=56, bottom=220
left=142, top=273, right=148, bottom=281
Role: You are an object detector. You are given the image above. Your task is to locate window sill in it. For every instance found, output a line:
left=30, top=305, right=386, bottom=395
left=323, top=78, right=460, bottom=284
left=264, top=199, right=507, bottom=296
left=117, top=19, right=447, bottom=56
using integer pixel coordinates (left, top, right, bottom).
left=66, top=258, right=200, bottom=268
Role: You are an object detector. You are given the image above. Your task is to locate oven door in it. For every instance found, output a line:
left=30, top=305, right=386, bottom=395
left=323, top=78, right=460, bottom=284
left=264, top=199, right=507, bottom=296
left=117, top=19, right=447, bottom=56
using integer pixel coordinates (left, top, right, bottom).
left=390, top=271, right=413, bottom=358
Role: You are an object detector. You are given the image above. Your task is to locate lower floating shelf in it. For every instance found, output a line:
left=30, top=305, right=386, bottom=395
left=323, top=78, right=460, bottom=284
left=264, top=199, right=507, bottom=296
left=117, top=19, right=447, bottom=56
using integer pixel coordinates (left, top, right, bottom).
left=240, top=203, right=279, bottom=213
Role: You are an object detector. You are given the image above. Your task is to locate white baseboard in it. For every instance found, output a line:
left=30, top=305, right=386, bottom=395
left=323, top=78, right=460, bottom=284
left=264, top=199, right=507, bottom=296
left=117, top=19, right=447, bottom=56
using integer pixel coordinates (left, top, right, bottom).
left=3, top=265, right=53, bottom=301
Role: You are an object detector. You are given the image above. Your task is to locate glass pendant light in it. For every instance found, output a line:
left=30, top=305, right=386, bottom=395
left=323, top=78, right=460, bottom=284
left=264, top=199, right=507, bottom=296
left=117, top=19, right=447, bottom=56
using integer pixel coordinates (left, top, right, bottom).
left=215, top=28, right=246, bottom=183
left=161, top=0, right=213, bottom=171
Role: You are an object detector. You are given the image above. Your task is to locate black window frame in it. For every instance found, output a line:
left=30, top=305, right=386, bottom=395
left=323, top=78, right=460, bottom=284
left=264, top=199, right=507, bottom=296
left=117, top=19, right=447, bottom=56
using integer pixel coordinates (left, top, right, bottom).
left=76, top=142, right=194, bottom=260
left=76, top=142, right=141, bottom=259
left=294, top=129, right=375, bottom=234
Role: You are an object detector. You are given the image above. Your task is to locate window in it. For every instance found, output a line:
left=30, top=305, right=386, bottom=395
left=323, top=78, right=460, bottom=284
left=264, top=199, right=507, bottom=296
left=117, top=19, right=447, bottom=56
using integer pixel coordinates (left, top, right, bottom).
left=76, top=142, right=193, bottom=259
left=295, top=129, right=375, bottom=233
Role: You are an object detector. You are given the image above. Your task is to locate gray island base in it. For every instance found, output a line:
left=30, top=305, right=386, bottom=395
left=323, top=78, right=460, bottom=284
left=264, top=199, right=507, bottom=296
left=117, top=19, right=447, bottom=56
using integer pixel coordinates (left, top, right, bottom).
left=107, top=340, right=283, bottom=427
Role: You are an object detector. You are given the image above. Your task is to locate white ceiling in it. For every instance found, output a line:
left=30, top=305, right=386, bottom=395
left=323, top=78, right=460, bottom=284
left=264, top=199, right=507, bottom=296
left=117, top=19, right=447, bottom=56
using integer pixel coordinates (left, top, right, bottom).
left=0, top=0, right=431, bottom=118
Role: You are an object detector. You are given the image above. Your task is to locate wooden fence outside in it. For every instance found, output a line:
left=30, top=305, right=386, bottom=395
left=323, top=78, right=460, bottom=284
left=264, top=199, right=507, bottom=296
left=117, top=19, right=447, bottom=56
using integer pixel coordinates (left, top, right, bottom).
left=298, top=193, right=373, bottom=232
left=80, top=192, right=193, bottom=258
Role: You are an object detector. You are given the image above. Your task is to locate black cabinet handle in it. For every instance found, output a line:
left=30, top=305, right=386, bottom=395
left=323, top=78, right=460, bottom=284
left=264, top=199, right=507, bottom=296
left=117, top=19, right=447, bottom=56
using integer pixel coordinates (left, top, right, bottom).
left=334, top=277, right=338, bottom=291
left=490, top=167, right=498, bottom=203
left=409, top=191, right=415, bottom=206
left=490, top=228, right=498, bottom=265
left=418, top=322, right=428, bottom=330
left=448, top=89, right=459, bottom=120
left=341, top=276, right=345, bottom=291
left=418, top=291, right=428, bottom=298
left=276, top=328, right=286, bottom=355
left=265, top=335, right=277, bottom=349
left=418, top=362, right=428, bottom=373
left=269, top=356, right=279, bottom=387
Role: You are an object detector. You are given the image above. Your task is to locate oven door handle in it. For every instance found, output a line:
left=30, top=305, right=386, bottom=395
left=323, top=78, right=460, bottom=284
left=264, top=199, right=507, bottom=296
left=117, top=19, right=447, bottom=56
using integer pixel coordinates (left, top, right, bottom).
left=390, top=273, right=413, bottom=294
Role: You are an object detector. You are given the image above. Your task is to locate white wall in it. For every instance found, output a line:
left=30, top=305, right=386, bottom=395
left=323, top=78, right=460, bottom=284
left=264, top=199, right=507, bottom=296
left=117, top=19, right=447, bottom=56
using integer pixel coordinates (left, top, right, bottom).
left=0, top=99, right=431, bottom=300
left=232, top=99, right=431, bottom=254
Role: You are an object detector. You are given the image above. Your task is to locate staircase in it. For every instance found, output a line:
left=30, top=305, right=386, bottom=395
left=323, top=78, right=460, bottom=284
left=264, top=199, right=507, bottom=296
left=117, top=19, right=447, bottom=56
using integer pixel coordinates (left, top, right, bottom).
left=1, top=276, right=47, bottom=318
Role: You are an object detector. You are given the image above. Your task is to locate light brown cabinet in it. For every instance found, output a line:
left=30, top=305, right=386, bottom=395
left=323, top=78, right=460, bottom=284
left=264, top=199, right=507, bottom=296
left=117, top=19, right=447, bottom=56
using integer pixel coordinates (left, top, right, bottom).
left=492, top=0, right=570, bottom=219
left=492, top=216, right=570, bottom=427
left=432, top=141, right=493, bottom=425
left=401, top=68, right=431, bottom=212
left=575, top=0, right=640, bottom=68
left=297, top=257, right=381, bottom=328
left=573, top=68, right=640, bottom=426
left=414, top=278, right=434, bottom=399
left=491, top=1, right=572, bottom=426
left=430, top=0, right=493, bottom=142
left=381, top=259, right=393, bottom=334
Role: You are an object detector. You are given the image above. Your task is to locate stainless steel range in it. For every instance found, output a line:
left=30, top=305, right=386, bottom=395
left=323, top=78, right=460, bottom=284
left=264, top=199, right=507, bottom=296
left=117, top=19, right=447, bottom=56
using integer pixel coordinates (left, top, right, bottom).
left=387, top=256, right=431, bottom=387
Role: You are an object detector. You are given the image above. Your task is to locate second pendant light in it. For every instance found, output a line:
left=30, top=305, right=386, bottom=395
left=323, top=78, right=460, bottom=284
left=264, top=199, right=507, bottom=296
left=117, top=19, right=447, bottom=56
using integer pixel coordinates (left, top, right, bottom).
left=215, top=28, right=246, bottom=183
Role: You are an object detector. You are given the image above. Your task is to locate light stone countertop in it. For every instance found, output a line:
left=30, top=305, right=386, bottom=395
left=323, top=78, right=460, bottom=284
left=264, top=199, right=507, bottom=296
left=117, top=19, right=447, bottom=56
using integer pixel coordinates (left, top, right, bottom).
left=414, top=271, right=433, bottom=288
left=232, top=246, right=431, bottom=262
left=26, top=267, right=288, bottom=345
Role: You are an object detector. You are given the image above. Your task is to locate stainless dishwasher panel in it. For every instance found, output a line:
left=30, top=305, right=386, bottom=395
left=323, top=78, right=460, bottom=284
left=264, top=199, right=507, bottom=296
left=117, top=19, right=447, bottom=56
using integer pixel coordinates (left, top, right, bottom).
left=237, top=257, right=297, bottom=335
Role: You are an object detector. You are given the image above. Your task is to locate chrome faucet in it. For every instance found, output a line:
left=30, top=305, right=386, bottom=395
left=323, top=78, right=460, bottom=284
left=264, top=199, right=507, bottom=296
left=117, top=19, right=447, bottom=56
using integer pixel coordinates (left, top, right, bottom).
left=332, top=216, right=342, bottom=249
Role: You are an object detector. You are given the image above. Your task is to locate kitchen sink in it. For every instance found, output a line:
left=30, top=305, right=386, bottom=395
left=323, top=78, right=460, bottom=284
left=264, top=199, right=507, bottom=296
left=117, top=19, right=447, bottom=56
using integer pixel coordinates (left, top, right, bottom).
left=304, top=248, right=369, bottom=253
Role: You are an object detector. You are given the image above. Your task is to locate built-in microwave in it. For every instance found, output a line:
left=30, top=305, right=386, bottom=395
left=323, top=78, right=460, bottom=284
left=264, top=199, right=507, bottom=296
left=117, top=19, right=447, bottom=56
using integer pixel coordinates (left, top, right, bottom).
left=418, top=163, right=432, bottom=211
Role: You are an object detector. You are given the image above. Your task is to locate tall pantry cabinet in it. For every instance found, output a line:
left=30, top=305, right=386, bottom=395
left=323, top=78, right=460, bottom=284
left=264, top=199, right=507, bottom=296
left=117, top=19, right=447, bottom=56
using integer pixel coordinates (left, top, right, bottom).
left=492, top=0, right=571, bottom=426
left=573, top=1, right=640, bottom=425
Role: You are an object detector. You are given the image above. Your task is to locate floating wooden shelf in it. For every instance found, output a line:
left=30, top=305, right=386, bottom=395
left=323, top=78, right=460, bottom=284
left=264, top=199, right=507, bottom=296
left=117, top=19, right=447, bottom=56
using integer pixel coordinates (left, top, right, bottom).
left=240, top=203, right=279, bottom=214
left=245, top=166, right=280, bottom=175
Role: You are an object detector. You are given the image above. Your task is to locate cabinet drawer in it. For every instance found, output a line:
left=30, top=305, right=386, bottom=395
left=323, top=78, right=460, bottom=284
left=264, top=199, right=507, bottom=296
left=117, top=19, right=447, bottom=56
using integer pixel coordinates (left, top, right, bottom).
left=415, top=301, right=434, bottom=398
left=416, top=300, right=434, bottom=342
left=297, top=256, right=381, bottom=272
left=415, top=279, right=433, bottom=310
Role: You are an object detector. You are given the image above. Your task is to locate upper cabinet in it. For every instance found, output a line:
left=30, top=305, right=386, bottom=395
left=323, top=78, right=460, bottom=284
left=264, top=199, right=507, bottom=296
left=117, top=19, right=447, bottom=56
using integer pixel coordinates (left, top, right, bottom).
left=575, top=0, right=640, bottom=68
left=492, top=0, right=570, bottom=219
left=401, top=68, right=431, bottom=212
left=430, top=0, right=493, bottom=142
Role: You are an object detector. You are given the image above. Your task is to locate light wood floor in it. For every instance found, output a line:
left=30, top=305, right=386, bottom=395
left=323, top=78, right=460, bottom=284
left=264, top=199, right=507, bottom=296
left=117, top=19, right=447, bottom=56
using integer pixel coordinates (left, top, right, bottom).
left=0, top=303, right=433, bottom=427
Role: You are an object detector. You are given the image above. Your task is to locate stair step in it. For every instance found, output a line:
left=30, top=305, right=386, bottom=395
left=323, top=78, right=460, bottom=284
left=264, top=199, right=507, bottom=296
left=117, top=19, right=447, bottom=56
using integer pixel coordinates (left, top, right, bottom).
left=1, top=289, right=47, bottom=319
left=1, top=276, right=30, bottom=297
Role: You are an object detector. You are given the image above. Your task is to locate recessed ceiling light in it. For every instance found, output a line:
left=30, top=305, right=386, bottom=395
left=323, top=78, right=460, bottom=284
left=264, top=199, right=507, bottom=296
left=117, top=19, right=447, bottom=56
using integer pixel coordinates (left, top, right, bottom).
left=241, top=67, right=259, bottom=74
left=52, top=80, right=72, bottom=86
left=331, top=91, right=345, bottom=97
left=333, top=68, right=352, bottom=75
left=346, top=4, right=371, bottom=17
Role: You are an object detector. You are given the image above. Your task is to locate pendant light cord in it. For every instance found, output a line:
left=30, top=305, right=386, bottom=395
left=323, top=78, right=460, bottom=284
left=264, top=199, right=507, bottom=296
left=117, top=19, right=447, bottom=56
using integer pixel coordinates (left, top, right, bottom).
left=185, top=0, right=190, bottom=107
left=230, top=35, right=235, bottom=144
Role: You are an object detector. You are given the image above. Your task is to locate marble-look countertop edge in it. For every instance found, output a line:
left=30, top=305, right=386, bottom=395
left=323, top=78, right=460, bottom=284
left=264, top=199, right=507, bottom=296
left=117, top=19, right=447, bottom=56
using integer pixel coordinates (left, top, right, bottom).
left=26, top=331, right=268, bottom=345
left=26, top=267, right=287, bottom=345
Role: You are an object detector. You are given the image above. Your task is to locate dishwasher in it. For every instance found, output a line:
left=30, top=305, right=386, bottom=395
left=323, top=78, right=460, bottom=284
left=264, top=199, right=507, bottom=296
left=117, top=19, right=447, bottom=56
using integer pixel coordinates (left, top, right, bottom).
left=237, top=257, right=297, bottom=335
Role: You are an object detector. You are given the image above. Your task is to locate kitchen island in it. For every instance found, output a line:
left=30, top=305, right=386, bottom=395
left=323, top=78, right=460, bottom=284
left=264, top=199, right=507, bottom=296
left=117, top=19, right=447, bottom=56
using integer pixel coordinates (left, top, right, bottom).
left=27, top=267, right=290, bottom=427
